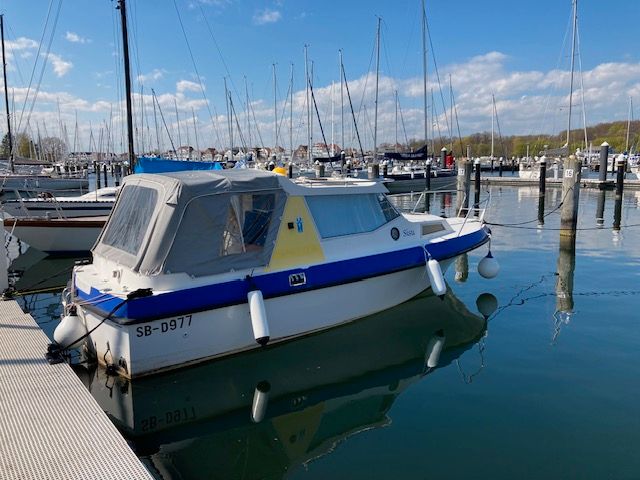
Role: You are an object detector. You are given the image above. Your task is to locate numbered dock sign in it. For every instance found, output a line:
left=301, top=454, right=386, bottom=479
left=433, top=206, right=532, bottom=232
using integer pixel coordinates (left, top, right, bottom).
left=564, top=168, right=574, bottom=178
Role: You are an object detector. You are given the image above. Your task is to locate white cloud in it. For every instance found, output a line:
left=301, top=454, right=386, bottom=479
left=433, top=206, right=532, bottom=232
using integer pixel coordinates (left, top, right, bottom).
left=177, top=79, right=201, bottom=93
left=45, top=53, right=73, bottom=77
left=137, top=68, right=165, bottom=83
left=253, top=8, right=281, bottom=25
left=65, top=31, right=90, bottom=44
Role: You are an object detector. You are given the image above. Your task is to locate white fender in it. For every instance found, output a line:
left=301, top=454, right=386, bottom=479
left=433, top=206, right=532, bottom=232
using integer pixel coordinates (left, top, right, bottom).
left=478, top=251, right=500, bottom=279
left=427, top=258, right=447, bottom=297
left=248, top=290, right=270, bottom=345
left=425, top=331, right=446, bottom=368
left=53, top=313, right=86, bottom=349
left=251, top=381, right=271, bottom=423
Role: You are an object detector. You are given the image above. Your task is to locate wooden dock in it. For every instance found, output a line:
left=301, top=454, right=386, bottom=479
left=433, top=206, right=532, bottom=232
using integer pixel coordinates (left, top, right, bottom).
left=0, top=300, right=153, bottom=480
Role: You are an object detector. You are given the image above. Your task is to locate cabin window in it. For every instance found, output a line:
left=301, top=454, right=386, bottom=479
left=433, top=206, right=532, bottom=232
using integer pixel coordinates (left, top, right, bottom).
left=101, top=185, right=157, bottom=255
left=306, top=193, right=399, bottom=239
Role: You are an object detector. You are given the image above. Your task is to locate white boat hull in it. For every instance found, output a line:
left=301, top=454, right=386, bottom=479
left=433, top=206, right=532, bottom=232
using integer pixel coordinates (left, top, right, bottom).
left=82, top=261, right=453, bottom=378
left=4, top=217, right=105, bottom=254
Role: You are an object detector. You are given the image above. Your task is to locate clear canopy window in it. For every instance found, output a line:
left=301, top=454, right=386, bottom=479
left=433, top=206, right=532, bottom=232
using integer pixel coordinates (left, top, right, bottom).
left=101, top=185, right=158, bottom=256
left=306, top=193, right=400, bottom=239
left=163, top=191, right=282, bottom=277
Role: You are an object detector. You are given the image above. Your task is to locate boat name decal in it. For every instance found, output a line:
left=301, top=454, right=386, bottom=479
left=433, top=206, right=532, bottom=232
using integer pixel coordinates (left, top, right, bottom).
left=402, top=229, right=416, bottom=237
left=135, top=314, right=193, bottom=338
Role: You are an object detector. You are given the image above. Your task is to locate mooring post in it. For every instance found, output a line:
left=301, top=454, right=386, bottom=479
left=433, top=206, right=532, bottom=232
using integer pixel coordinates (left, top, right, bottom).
left=425, top=159, right=431, bottom=191
left=103, top=164, right=108, bottom=188
left=474, top=158, right=481, bottom=214
left=288, top=163, right=293, bottom=179
left=498, top=158, right=503, bottom=177
left=367, top=163, right=379, bottom=180
left=615, top=155, right=625, bottom=198
left=559, top=155, right=582, bottom=235
left=537, top=193, right=545, bottom=227
left=340, top=151, right=345, bottom=175
left=511, top=157, right=515, bottom=175
left=316, top=163, right=326, bottom=178
left=596, top=190, right=606, bottom=227
left=382, top=162, right=388, bottom=177
left=539, top=156, right=547, bottom=195
left=456, top=157, right=472, bottom=216
left=598, top=142, right=609, bottom=184
left=96, top=163, right=101, bottom=189
left=440, top=147, right=446, bottom=168
left=114, top=165, right=120, bottom=187
left=613, top=156, right=625, bottom=231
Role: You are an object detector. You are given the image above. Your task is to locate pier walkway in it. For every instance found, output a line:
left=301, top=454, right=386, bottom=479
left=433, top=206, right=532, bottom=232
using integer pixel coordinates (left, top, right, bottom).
left=480, top=176, right=640, bottom=190
left=0, top=300, right=152, bottom=480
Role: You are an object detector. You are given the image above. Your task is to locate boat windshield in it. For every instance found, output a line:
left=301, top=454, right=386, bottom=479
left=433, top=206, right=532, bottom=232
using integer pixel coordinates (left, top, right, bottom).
left=306, top=193, right=400, bottom=239
left=101, top=185, right=157, bottom=256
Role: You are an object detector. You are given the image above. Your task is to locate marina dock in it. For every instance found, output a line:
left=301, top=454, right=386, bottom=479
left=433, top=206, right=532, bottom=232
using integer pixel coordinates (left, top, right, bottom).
left=0, top=300, right=152, bottom=480
left=480, top=176, right=640, bottom=190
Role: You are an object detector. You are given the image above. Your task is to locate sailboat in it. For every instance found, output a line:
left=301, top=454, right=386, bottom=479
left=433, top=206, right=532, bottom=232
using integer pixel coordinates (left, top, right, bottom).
left=0, top=15, right=89, bottom=195
left=382, top=2, right=457, bottom=194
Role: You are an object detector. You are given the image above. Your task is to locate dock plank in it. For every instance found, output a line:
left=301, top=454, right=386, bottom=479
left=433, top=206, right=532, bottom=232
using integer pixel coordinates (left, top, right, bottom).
left=0, top=300, right=152, bottom=480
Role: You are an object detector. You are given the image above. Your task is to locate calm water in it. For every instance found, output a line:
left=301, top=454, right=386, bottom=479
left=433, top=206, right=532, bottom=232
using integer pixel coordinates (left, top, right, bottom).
left=14, top=184, right=640, bottom=479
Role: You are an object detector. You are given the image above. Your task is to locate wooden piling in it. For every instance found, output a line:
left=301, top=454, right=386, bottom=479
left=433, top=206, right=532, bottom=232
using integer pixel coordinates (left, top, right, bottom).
left=103, top=164, right=108, bottom=188
left=456, top=158, right=472, bottom=216
left=425, top=159, right=431, bottom=191
left=559, top=155, right=582, bottom=235
left=539, top=156, right=547, bottom=194
left=474, top=158, right=481, bottom=213
left=598, top=142, right=609, bottom=184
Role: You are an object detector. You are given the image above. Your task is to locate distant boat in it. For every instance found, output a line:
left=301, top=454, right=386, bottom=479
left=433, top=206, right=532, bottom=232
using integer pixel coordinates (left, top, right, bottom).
left=2, top=187, right=117, bottom=218
left=3, top=215, right=106, bottom=255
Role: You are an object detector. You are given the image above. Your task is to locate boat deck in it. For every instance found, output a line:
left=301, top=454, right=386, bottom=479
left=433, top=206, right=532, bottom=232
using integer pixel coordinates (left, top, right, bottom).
left=0, top=300, right=152, bottom=480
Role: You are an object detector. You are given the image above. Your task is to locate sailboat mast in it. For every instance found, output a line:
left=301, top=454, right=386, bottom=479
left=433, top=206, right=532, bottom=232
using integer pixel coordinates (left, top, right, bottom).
left=1, top=15, right=14, bottom=173
left=373, top=17, right=381, bottom=164
left=289, top=63, right=293, bottom=161
left=339, top=49, right=344, bottom=153
left=491, top=94, right=495, bottom=159
left=395, top=90, right=398, bottom=152
left=626, top=96, right=632, bottom=152
left=273, top=63, right=277, bottom=152
left=244, top=76, right=251, bottom=152
left=421, top=0, right=428, bottom=150
left=304, top=45, right=311, bottom=164
left=330, top=81, right=335, bottom=156
left=117, top=0, right=136, bottom=171
left=566, top=0, right=578, bottom=153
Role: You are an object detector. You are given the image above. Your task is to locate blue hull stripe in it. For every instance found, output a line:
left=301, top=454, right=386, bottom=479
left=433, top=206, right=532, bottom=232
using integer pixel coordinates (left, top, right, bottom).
left=76, top=227, right=488, bottom=323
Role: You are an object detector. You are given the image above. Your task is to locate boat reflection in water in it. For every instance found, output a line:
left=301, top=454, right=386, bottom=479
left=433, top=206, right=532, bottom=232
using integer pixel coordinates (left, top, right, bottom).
left=80, top=289, right=487, bottom=479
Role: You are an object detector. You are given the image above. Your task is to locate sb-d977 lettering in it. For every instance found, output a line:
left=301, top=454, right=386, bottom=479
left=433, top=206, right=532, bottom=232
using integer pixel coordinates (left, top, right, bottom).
left=136, top=314, right=192, bottom=337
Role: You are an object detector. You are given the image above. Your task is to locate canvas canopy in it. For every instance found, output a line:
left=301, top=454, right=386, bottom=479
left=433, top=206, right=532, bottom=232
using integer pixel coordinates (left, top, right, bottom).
left=94, top=170, right=286, bottom=277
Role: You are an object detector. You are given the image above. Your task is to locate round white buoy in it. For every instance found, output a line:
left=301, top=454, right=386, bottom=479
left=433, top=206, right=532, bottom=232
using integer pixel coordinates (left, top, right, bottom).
left=425, top=331, right=446, bottom=368
left=478, top=251, right=500, bottom=279
left=476, top=293, right=498, bottom=319
left=251, top=381, right=271, bottom=423
left=53, top=312, right=86, bottom=349
left=426, top=258, right=447, bottom=297
left=248, top=290, right=270, bottom=345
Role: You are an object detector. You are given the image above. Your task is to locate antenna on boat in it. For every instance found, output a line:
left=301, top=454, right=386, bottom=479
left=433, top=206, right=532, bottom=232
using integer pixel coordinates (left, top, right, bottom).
left=0, top=15, right=15, bottom=173
left=117, top=0, right=136, bottom=172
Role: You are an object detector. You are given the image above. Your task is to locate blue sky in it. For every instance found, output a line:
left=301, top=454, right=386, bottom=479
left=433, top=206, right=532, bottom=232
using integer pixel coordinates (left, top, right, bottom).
left=0, top=0, right=638, bottom=152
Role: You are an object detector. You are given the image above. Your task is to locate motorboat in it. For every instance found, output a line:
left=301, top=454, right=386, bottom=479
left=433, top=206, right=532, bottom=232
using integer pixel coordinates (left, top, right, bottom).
left=1, top=187, right=118, bottom=218
left=4, top=215, right=107, bottom=255
left=56, top=169, right=496, bottom=378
